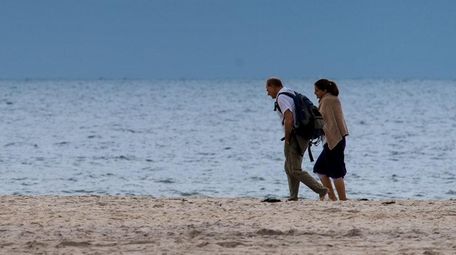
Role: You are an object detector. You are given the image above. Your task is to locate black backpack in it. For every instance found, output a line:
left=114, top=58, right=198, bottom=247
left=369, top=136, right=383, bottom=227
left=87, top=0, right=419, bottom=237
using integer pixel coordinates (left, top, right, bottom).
left=274, top=91, right=325, bottom=161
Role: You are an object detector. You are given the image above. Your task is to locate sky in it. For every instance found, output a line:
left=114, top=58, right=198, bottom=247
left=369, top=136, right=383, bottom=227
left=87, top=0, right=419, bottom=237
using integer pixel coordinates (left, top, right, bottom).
left=0, top=0, right=455, bottom=80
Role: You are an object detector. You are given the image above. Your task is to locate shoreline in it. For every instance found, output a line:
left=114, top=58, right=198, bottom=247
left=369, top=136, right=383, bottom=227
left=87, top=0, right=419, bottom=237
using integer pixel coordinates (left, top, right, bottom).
left=1, top=196, right=455, bottom=254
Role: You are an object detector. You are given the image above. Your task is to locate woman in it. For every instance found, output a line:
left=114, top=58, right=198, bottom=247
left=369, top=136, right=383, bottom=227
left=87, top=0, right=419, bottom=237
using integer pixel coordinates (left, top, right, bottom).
left=313, top=79, right=349, bottom=201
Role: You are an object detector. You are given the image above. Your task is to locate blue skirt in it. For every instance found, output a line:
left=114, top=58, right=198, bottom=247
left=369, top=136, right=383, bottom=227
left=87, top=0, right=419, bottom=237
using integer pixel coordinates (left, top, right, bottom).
left=313, top=137, right=347, bottom=179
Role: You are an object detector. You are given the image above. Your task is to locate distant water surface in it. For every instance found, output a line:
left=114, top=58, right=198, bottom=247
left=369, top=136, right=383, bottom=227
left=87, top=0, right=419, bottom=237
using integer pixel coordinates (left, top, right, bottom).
left=1, top=79, right=455, bottom=199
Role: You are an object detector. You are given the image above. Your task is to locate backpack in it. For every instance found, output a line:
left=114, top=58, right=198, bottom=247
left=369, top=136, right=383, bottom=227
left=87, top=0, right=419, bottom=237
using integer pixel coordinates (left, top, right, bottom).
left=274, top=91, right=325, bottom=161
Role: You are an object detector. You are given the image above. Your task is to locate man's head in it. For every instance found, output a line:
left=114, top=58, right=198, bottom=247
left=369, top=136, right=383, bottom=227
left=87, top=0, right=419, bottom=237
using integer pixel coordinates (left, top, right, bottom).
left=266, top=77, right=283, bottom=99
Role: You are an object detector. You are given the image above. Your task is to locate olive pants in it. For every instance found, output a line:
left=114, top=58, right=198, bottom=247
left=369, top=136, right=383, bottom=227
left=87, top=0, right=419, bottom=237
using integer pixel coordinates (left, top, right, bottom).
left=284, top=135, right=327, bottom=199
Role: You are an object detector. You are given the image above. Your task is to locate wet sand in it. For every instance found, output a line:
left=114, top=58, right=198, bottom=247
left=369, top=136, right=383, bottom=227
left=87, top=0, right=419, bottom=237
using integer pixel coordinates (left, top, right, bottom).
left=0, top=196, right=455, bottom=254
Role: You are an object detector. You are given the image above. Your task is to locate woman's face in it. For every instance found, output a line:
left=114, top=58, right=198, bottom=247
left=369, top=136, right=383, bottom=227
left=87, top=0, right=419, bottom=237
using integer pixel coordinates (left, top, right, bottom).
left=314, top=86, right=327, bottom=99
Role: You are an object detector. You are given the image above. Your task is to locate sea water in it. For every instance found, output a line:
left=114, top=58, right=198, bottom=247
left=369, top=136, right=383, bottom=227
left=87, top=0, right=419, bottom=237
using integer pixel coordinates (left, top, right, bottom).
left=1, top=79, right=455, bottom=199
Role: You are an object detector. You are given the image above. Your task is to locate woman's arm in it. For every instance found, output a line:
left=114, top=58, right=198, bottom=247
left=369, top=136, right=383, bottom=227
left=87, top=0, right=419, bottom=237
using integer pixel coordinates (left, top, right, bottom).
left=333, top=98, right=348, bottom=136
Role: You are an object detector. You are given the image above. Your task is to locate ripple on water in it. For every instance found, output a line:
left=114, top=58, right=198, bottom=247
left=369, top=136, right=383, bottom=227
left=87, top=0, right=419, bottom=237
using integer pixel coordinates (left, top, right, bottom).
left=180, top=191, right=202, bottom=197
left=156, top=178, right=176, bottom=184
left=249, top=176, right=265, bottom=181
left=21, top=182, right=38, bottom=187
left=54, top=141, right=70, bottom=146
left=446, top=190, right=456, bottom=195
left=11, top=177, right=28, bottom=181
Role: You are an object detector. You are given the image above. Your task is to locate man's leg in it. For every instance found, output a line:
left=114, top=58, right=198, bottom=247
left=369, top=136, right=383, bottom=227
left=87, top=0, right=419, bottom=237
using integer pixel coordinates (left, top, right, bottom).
left=286, top=172, right=300, bottom=200
left=284, top=142, right=300, bottom=200
left=287, top=136, right=328, bottom=199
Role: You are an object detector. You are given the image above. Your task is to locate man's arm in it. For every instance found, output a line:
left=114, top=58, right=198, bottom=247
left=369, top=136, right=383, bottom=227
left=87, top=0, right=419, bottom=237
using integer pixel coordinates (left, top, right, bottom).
left=283, top=110, right=294, bottom=144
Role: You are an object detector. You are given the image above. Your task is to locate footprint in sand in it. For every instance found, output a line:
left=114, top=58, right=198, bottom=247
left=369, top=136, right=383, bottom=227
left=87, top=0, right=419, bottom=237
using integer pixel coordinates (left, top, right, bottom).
left=216, top=241, right=244, bottom=248
left=57, top=241, right=91, bottom=247
left=345, top=228, right=362, bottom=237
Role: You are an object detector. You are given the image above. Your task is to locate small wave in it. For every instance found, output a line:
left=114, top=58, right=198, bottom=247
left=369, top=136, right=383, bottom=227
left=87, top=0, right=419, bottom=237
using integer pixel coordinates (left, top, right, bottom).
left=4, top=142, right=39, bottom=148
left=180, top=191, right=202, bottom=197
left=11, top=177, right=28, bottom=181
left=197, top=152, right=216, bottom=156
left=391, top=174, right=399, bottom=182
left=113, top=128, right=141, bottom=134
left=141, top=167, right=161, bottom=172
left=156, top=178, right=175, bottom=184
left=122, top=183, right=143, bottom=189
left=21, top=182, right=38, bottom=187
left=140, top=175, right=150, bottom=180
left=55, top=141, right=70, bottom=146
left=115, top=155, right=136, bottom=161
left=61, top=189, right=99, bottom=194
left=249, top=176, right=265, bottom=181
left=4, top=142, right=16, bottom=147
left=92, top=155, right=137, bottom=161
left=446, top=190, right=456, bottom=195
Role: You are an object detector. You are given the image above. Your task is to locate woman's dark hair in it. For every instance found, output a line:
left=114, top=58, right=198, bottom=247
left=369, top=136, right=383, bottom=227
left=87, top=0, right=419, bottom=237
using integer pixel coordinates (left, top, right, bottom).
left=314, top=79, right=339, bottom=96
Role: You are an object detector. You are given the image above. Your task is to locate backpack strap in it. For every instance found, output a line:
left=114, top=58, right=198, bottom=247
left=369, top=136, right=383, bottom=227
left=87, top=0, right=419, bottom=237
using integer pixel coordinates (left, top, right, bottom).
left=277, top=92, right=296, bottom=100
left=308, top=142, right=315, bottom=162
left=274, top=91, right=296, bottom=113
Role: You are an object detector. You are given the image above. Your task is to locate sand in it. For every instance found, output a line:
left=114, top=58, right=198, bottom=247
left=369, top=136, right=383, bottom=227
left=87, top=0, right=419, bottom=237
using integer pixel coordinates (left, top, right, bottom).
left=0, top=196, right=455, bottom=254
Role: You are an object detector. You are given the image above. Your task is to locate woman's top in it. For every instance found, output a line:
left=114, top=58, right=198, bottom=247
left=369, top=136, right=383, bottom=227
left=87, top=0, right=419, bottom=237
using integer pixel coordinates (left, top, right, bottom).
left=319, top=94, right=349, bottom=150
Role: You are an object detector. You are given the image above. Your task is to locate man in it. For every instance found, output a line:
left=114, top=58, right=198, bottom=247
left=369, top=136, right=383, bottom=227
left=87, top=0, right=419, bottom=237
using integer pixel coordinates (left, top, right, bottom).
left=266, top=77, right=328, bottom=201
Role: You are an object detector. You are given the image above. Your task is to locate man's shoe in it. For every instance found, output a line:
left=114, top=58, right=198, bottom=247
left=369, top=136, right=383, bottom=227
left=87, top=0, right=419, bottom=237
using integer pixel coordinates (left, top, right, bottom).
left=287, top=197, right=298, bottom=201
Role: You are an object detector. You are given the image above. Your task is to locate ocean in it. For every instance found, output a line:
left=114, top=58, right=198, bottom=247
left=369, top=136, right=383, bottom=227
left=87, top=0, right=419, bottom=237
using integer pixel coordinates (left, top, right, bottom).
left=1, top=79, right=455, bottom=200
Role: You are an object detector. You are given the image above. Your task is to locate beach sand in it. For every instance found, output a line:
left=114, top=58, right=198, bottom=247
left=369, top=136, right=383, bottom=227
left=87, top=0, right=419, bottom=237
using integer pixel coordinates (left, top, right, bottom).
left=0, top=196, right=455, bottom=254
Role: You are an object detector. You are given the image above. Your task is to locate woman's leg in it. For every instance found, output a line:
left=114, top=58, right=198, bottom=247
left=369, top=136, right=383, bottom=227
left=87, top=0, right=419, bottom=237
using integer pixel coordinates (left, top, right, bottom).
left=333, top=178, right=347, bottom=201
left=318, top=174, right=337, bottom=201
